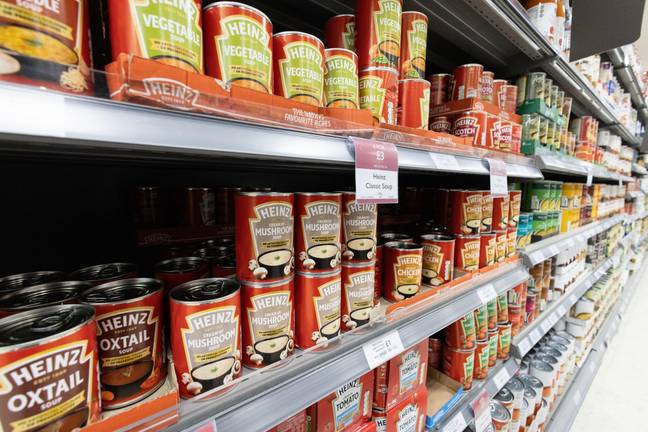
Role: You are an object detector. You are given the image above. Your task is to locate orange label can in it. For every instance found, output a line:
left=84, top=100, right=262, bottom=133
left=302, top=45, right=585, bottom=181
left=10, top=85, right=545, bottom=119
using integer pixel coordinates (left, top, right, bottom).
left=509, top=190, right=522, bottom=227
left=442, top=347, right=475, bottom=390
left=203, top=1, right=273, bottom=93
left=473, top=338, right=490, bottom=380
left=295, top=192, right=342, bottom=272
left=295, top=270, right=341, bottom=349
left=241, top=277, right=295, bottom=368
left=480, top=71, right=495, bottom=102
left=474, top=304, right=488, bottom=340
left=420, top=234, right=455, bottom=287
left=446, top=312, right=476, bottom=349
left=453, top=111, right=488, bottom=146
left=492, top=79, right=507, bottom=108
left=273, top=31, right=325, bottom=106
left=341, top=261, right=375, bottom=331
left=382, top=241, right=423, bottom=302
left=428, top=73, right=451, bottom=106
left=397, top=79, right=431, bottom=129
left=324, top=48, right=360, bottom=108
left=451, top=63, right=483, bottom=100
left=454, top=235, right=481, bottom=273
left=400, top=11, right=428, bottom=79
left=169, top=278, right=241, bottom=399
left=359, top=66, right=399, bottom=124
left=355, top=0, right=403, bottom=70
left=447, top=190, right=483, bottom=235
left=324, top=14, right=356, bottom=50
left=492, top=195, right=510, bottom=231
left=341, top=192, right=378, bottom=262
left=494, top=230, right=507, bottom=263
left=430, top=116, right=452, bottom=133
left=479, top=232, right=496, bottom=268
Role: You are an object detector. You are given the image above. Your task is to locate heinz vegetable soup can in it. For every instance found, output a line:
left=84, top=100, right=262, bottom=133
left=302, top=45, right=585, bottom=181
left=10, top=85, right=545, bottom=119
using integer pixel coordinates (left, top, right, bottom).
left=397, top=78, right=431, bottom=129
left=235, top=192, right=294, bottom=282
left=170, top=278, right=241, bottom=399
left=359, top=66, right=399, bottom=124
left=324, top=48, right=360, bottom=108
left=203, top=1, right=273, bottom=93
left=399, top=11, right=428, bottom=79
left=0, top=305, right=100, bottom=431
left=80, top=278, right=166, bottom=409
left=324, top=14, right=355, bottom=50
left=273, top=31, right=325, bottom=106
left=355, top=0, right=403, bottom=70
left=109, top=0, right=203, bottom=73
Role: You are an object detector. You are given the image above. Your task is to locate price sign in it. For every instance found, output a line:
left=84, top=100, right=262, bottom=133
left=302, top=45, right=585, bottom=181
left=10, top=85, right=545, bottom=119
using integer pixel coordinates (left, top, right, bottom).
left=487, top=158, right=508, bottom=196
left=477, top=284, right=498, bottom=304
left=471, top=391, right=492, bottom=432
left=352, top=137, right=399, bottom=204
left=530, top=329, right=542, bottom=342
left=362, top=330, right=404, bottom=369
left=518, top=338, right=532, bottom=355
left=443, top=413, right=467, bottom=432
left=493, top=367, right=510, bottom=389
left=430, top=152, right=461, bottom=171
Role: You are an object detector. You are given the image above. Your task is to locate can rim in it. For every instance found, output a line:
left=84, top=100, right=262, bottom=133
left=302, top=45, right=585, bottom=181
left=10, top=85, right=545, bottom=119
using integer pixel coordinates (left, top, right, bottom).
left=427, top=73, right=452, bottom=77
left=324, top=48, right=358, bottom=58
left=384, top=241, right=422, bottom=250
left=238, top=191, right=292, bottom=197
left=295, top=191, right=343, bottom=197
left=273, top=31, right=325, bottom=48
left=81, top=278, right=163, bottom=305
left=327, top=13, right=355, bottom=18
left=341, top=260, right=376, bottom=268
left=420, top=233, right=454, bottom=241
left=295, top=268, right=342, bottom=278
left=456, top=63, right=484, bottom=68
left=360, top=66, right=399, bottom=75
left=241, top=275, right=294, bottom=288
left=170, top=278, right=241, bottom=305
left=203, top=1, right=272, bottom=23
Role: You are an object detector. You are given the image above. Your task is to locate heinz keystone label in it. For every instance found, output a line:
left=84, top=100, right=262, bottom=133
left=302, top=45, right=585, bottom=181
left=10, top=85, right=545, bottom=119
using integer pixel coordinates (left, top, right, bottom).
left=324, top=53, right=359, bottom=108
left=278, top=40, right=324, bottom=105
left=398, top=350, right=420, bottom=393
left=372, top=0, right=402, bottom=68
left=97, top=308, right=157, bottom=368
left=182, top=307, right=239, bottom=369
left=132, top=0, right=203, bottom=72
left=333, top=379, right=362, bottom=430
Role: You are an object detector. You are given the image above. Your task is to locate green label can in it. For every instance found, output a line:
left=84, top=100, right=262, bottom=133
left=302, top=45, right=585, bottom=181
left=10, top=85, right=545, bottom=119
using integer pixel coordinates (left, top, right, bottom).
left=355, top=0, right=403, bottom=70
left=400, top=11, right=428, bottom=79
left=525, top=72, right=546, bottom=101
left=324, top=48, right=359, bottom=109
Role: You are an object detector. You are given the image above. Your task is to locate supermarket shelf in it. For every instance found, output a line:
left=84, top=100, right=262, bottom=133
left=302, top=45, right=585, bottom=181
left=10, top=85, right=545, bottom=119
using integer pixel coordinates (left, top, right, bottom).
left=626, top=190, right=645, bottom=199
left=170, top=262, right=529, bottom=432
left=534, top=153, right=632, bottom=182
left=545, top=258, right=646, bottom=431
left=430, top=358, right=519, bottom=432
left=511, top=251, right=619, bottom=358
left=521, top=215, right=626, bottom=266
left=0, top=83, right=543, bottom=179
left=626, top=210, right=648, bottom=223
left=632, top=162, right=648, bottom=175
left=607, top=48, right=647, bottom=116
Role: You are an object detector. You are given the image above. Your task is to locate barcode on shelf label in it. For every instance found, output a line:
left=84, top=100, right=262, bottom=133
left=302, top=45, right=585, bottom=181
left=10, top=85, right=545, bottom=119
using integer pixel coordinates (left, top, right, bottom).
left=477, top=283, right=498, bottom=304
left=530, top=329, right=542, bottom=342
left=429, top=153, right=460, bottom=171
left=518, top=338, right=532, bottom=355
left=443, top=412, right=467, bottom=432
left=362, top=330, right=404, bottom=369
left=493, top=367, right=510, bottom=389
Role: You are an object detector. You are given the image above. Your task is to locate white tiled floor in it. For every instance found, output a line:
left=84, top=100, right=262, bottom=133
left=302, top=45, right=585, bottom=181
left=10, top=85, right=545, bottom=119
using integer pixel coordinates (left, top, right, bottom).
left=571, top=267, right=648, bottom=431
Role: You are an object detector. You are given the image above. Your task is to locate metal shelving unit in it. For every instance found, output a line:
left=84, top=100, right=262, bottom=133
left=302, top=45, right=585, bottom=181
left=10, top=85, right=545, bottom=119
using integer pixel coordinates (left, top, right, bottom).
left=511, top=251, right=620, bottom=358
left=545, top=256, right=646, bottom=431
left=535, top=153, right=633, bottom=183
left=632, top=162, right=648, bottom=176
left=520, top=215, right=626, bottom=267
left=168, top=262, right=528, bottom=432
left=431, top=358, right=519, bottom=432
left=607, top=47, right=648, bottom=124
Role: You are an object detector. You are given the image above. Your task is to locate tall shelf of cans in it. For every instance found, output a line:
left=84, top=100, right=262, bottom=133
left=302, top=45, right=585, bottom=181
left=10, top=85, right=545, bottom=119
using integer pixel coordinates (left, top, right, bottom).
left=0, top=1, right=646, bottom=432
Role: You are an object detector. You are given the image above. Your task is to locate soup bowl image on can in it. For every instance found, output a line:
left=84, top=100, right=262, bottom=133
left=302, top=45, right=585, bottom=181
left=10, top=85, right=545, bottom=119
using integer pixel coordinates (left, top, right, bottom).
left=295, top=270, right=342, bottom=348
left=0, top=304, right=100, bottom=432
left=341, top=261, right=375, bottom=330
left=236, top=192, right=294, bottom=281
left=454, top=234, right=481, bottom=273
left=0, top=270, right=66, bottom=294
left=0, top=280, right=92, bottom=318
left=399, top=11, right=428, bottom=79
left=420, top=234, right=455, bottom=286
left=80, top=278, right=166, bottom=409
left=341, top=192, right=378, bottom=262
left=295, top=192, right=342, bottom=271
left=170, top=278, right=241, bottom=399
left=203, top=1, right=273, bottom=93
left=448, top=190, right=483, bottom=235
left=355, top=0, right=403, bottom=70
left=383, top=241, right=423, bottom=302
left=273, top=31, right=325, bottom=106
left=241, top=276, right=294, bottom=368
left=69, top=262, right=138, bottom=286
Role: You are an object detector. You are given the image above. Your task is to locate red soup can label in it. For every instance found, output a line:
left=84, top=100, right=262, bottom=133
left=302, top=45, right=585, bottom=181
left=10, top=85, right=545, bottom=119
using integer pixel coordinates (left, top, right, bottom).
left=382, top=241, right=423, bottom=302
left=341, top=192, right=378, bottom=262
left=203, top=1, right=273, bottom=92
left=80, top=279, right=166, bottom=409
left=480, top=233, right=496, bottom=268
left=473, top=339, right=490, bottom=380
left=453, top=111, right=487, bottom=146
left=0, top=305, right=100, bottom=430
left=420, top=234, right=455, bottom=286
left=324, top=14, right=355, bottom=50
left=446, top=312, right=476, bottom=349
left=448, top=190, right=483, bottom=235
left=428, top=73, right=451, bottom=107
left=341, top=261, right=375, bottom=331
left=235, top=192, right=294, bottom=282
left=169, top=278, right=242, bottom=399
left=480, top=71, right=495, bottom=102
left=430, top=116, right=452, bottom=133
left=442, top=347, right=475, bottom=390
left=494, top=230, right=507, bottom=263
left=324, top=48, right=360, bottom=109
left=481, top=191, right=493, bottom=232
left=397, top=78, right=431, bottom=129
left=506, top=228, right=517, bottom=258
left=451, top=63, right=483, bottom=100
left=355, top=0, right=403, bottom=70
left=400, top=11, right=428, bottom=79
left=359, top=66, right=399, bottom=124
left=492, top=195, right=510, bottom=231
left=273, top=31, right=325, bottom=106
left=295, top=270, right=341, bottom=349
left=295, top=192, right=342, bottom=272
left=241, top=277, right=295, bottom=368
left=454, top=235, right=481, bottom=272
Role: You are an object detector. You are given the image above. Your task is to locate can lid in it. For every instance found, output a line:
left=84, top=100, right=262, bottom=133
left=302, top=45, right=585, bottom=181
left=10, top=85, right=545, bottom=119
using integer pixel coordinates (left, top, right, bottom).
left=69, top=263, right=137, bottom=282
left=380, top=232, right=414, bottom=244
left=0, top=271, right=66, bottom=294
left=203, top=1, right=272, bottom=23
left=195, top=245, right=231, bottom=260
left=0, top=304, right=94, bottom=348
left=494, top=386, right=514, bottom=403
left=296, top=268, right=342, bottom=278
left=523, top=385, right=537, bottom=399
left=273, top=31, right=325, bottom=48
left=384, top=241, right=422, bottom=250
left=420, top=233, right=454, bottom=242
left=489, top=400, right=511, bottom=422
left=505, top=376, right=524, bottom=393
left=519, top=373, right=543, bottom=389
left=0, top=281, right=92, bottom=310
left=535, top=354, right=558, bottom=365
left=324, top=48, right=358, bottom=59
left=80, top=278, right=162, bottom=304
left=295, top=191, right=343, bottom=197
left=155, top=257, right=206, bottom=273
left=171, top=278, right=240, bottom=302
left=238, top=191, right=292, bottom=197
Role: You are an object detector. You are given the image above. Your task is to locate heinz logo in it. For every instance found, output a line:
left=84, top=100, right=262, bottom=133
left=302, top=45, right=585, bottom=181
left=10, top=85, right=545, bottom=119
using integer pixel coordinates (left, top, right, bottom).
left=143, top=79, right=199, bottom=106
left=256, top=203, right=291, bottom=219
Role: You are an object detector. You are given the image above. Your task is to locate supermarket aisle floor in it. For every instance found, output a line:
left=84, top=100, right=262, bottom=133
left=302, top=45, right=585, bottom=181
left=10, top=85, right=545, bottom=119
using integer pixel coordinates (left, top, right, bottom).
left=571, top=267, right=648, bottom=431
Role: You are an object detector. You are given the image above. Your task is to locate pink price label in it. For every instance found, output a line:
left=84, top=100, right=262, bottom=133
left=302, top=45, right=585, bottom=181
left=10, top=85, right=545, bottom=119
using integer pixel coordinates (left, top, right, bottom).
left=352, top=137, right=399, bottom=204
left=471, top=390, right=492, bottom=432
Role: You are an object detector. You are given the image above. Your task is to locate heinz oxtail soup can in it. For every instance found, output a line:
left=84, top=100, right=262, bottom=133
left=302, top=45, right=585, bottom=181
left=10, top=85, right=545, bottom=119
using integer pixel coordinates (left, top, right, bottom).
left=273, top=31, right=325, bottom=106
left=203, top=1, right=273, bottom=93
left=169, top=278, right=242, bottom=399
left=355, top=0, right=403, bottom=70
left=109, top=0, right=203, bottom=73
left=399, top=11, right=428, bottom=79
